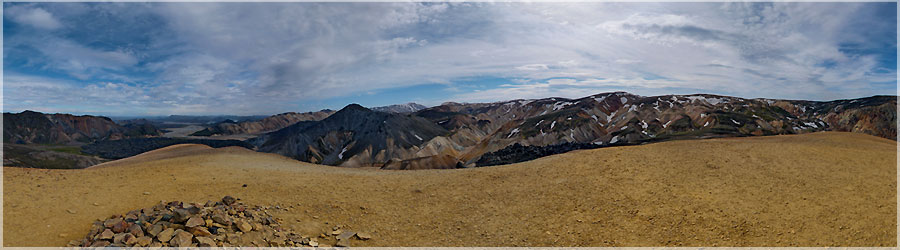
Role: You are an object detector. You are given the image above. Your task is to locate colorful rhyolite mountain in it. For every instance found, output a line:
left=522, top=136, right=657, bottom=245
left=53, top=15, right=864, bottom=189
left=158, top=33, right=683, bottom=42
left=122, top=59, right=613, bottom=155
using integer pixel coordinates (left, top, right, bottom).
left=3, top=110, right=162, bottom=144
left=190, top=110, right=335, bottom=136
left=253, top=92, right=896, bottom=169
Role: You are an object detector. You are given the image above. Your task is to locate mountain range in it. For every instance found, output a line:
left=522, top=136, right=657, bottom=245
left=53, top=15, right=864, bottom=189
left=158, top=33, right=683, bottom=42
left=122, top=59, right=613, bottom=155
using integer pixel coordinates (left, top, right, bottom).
left=3, top=92, right=895, bottom=170
left=253, top=104, right=448, bottom=167
left=187, top=103, right=425, bottom=137
left=3, top=110, right=162, bottom=144
left=189, top=110, right=335, bottom=136
left=248, top=92, right=896, bottom=169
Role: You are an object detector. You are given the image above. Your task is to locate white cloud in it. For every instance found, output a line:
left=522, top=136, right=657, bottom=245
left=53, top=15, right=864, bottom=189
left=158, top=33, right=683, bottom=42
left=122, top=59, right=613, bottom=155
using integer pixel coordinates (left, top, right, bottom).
left=454, top=77, right=689, bottom=103
left=516, top=64, right=550, bottom=71
left=614, top=59, right=642, bottom=65
left=3, top=2, right=895, bottom=115
left=6, top=5, right=62, bottom=30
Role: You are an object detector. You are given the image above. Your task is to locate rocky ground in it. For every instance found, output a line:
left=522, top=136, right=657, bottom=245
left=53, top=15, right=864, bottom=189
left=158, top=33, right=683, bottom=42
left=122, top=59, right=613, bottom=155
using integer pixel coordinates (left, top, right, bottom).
left=4, top=132, right=896, bottom=247
left=69, top=196, right=370, bottom=247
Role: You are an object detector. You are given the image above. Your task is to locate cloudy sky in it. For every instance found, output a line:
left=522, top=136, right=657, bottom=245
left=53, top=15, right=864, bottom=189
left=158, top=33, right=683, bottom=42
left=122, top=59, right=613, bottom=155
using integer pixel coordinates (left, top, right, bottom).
left=3, top=2, right=896, bottom=116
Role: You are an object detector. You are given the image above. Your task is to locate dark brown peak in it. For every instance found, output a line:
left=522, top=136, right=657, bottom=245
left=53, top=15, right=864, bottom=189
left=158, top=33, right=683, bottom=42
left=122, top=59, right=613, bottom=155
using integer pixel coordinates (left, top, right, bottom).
left=340, top=103, right=370, bottom=112
left=20, top=110, right=44, bottom=115
left=594, top=91, right=633, bottom=97
left=329, top=104, right=376, bottom=119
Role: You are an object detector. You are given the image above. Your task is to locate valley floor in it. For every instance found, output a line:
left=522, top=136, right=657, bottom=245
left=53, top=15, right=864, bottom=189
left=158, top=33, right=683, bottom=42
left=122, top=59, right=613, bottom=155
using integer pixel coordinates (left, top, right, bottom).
left=3, top=132, right=896, bottom=246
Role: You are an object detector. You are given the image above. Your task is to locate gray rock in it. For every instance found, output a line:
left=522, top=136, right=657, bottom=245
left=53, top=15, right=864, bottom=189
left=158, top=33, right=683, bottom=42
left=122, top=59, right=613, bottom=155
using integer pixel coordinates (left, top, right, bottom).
left=336, top=238, right=351, bottom=247
left=111, top=220, right=129, bottom=233
left=185, top=216, right=205, bottom=228
left=136, top=236, right=152, bottom=247
left=156, top=228, right=176, bottom=242
left=112, top=233, right=130, bottom=244
left=196, top=236, right=217, bottom=247
left=124, top=233, right=139, bottom=245
left=222, top=196, right=236, bottom=206
left=211, top=213, right=231, bottom=225
left=127, top=224, right=144, bottom=237
left=98, top=229, right=114, bottom=240
left=89, top=240, right=110, bottom=247
left=337, top=231, right=356, bottom=241
left=173, top=209, right=191, bottom=223
left=356, top=232, right=372, bottom=240
left=103, top=217, right=123, bottom=228
left=170, top=229, right=194, bottom=247
left=190, top=226, right=212, bottom=237
left=226, top=233, right=241, bottom=244
left=147, top=224, right=163, bottom=236
left=237, top=220, right=253, bottom=232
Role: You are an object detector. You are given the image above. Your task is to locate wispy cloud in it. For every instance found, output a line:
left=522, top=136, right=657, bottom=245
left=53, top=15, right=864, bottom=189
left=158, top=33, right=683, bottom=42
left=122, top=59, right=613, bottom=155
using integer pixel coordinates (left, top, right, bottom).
left=5, top=5, right=62, bottom=30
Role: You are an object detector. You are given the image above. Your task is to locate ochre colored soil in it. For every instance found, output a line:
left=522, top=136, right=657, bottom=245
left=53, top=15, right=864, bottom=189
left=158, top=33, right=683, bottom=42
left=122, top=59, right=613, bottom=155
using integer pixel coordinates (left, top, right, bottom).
left=3, top=132, right=896, bottom=246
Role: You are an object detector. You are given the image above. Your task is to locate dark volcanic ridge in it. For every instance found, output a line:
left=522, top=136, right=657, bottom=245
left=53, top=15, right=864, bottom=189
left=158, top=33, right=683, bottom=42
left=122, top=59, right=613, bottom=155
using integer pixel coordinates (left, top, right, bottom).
left=475, top=142, right=606, bottom=167
left=81, top=138, right=253, bottom=160
left=255, top=104, right=448, bottom=166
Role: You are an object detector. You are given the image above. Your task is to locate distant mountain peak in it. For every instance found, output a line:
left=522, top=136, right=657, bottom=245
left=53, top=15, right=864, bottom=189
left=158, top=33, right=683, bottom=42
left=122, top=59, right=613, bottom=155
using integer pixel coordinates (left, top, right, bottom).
left=339, top=103, right=371, bottom=112
left=371, top=102, right=427, bottom=113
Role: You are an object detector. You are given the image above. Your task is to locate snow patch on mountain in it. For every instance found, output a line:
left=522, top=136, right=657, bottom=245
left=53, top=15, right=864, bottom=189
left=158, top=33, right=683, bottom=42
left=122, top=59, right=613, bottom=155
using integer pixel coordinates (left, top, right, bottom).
left=686, top=96, right=725, bottom=105
left=507, top=128, right=520, bottom=138
left=338, top=146, right=348, bottom=160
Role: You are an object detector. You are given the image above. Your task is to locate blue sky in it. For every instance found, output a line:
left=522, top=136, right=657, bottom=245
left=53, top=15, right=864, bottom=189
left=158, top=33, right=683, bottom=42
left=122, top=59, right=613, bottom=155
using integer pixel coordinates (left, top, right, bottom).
left=3, top=2, right=897, bottom=116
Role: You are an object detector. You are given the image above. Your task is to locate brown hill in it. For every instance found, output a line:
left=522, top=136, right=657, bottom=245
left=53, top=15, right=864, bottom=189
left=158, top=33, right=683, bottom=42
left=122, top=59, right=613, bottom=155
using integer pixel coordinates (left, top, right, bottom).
left=3, top=132, right=895, bottom=247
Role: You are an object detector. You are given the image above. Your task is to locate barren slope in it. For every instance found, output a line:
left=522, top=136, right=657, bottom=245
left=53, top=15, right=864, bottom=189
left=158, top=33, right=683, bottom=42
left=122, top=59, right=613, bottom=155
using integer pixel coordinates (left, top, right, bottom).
left=3, top=132, right=896, bottom=246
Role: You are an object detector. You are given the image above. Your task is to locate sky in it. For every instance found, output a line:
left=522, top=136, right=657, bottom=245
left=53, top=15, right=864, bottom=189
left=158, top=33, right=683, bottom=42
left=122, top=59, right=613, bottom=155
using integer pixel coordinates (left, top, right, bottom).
left=3, top=2, right=897, bottom=116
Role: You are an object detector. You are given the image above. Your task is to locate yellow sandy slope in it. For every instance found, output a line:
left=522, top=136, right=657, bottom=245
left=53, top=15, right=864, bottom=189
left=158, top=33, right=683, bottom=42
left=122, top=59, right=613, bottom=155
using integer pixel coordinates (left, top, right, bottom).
left=3, top=132, right=896, bottom=247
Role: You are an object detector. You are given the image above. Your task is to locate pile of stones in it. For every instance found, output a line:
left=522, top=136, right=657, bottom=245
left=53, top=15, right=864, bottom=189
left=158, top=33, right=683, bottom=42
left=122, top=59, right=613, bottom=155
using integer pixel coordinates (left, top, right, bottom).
left=66, top=196, right=370, bottom=247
